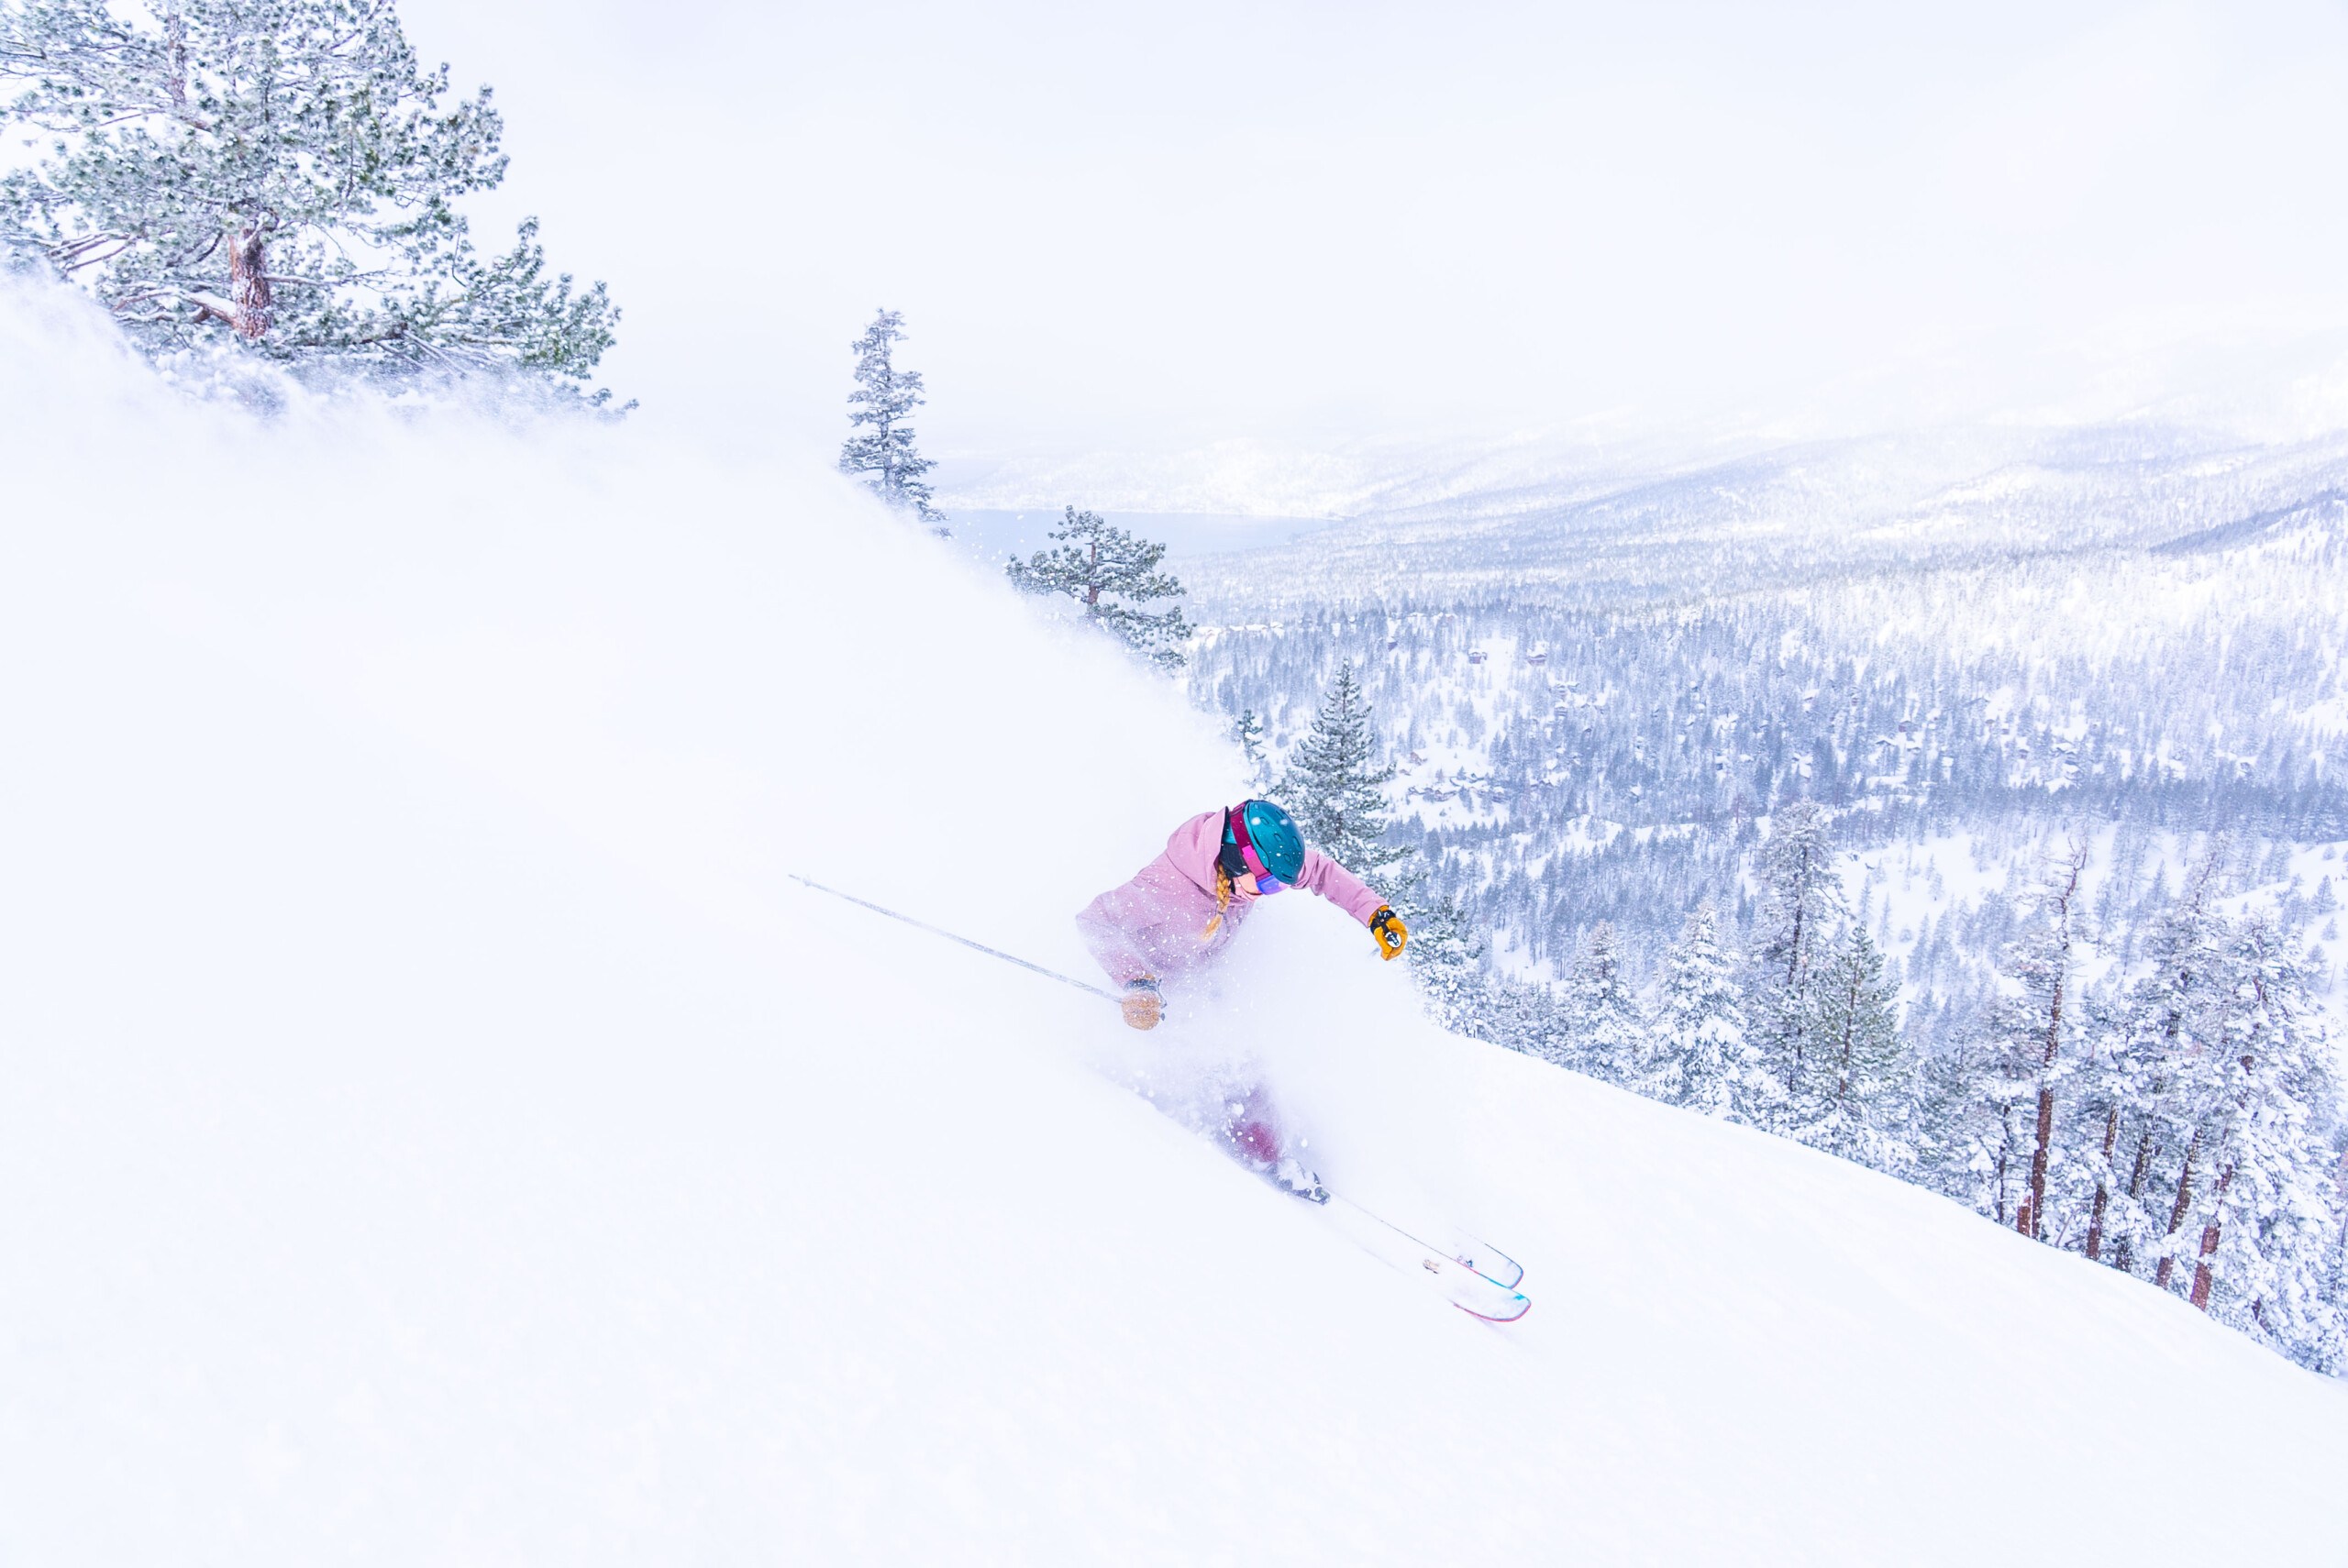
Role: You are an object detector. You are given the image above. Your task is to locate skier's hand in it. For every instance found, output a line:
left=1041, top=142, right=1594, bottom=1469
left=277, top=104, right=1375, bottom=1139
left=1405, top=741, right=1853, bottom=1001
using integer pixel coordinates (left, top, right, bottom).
left=1121, top=979, right=1163, bottom=1030
left=1369, top=906, right=1408, bottom=962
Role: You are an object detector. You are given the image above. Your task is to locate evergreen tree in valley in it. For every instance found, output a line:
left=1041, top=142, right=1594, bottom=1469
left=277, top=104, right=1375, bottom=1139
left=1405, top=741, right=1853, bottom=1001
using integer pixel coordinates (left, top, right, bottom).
left=2178, top=918, right=2343, bottom=1364
left=1914, top=1032, right=2027, bottom=1218
left=840, top=308, right=945, bottom=532
left=1279, top=665, right=1408, bottom=883
left=1794, top=925, right=1912, bottom=1171
left=2060, top=986, right=2153, bottom=1267
left=1005, top=506, right=1191, bottom=668
left=1232, top=709, right=1268, bottom=786
left=1560, top=922, right=1647, bottom=1083
left=1399, top=887, right=1484, bottom=1022
left=1469, top=977, right=1568, bottom=1064
left=1275, top=663, right=1479, bottom=1007
left=0, top=0, right=617, bottom=386
left=1745, top=800, right=1847, bottom=1130
left=2113, top=857, right=2232, bottom=1287
left=1648, top=903, right=1769, bottom=1120
left=1997, top=842, right=2092, bottom=1241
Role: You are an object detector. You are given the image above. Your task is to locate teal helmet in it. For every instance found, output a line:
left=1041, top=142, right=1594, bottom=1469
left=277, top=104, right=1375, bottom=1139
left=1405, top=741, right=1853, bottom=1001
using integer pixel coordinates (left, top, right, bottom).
left=1224, top=798, right=1306, bottom=885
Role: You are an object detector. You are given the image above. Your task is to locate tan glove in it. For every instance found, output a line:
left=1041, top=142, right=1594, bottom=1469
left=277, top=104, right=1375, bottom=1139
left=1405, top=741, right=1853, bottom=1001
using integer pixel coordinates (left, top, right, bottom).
left=1369, top=906, right=1408, bottom=962
left=1121, top=979, right=1163, bottom=1030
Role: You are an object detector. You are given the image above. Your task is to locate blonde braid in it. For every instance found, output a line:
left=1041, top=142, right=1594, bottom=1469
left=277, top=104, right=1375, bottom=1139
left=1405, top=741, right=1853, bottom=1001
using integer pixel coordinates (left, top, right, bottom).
left=1202, top=864, right=1233, bottom=939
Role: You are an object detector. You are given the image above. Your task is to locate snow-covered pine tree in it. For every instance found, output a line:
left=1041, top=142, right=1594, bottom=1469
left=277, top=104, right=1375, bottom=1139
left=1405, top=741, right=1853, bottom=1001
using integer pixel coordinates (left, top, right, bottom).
left=2121, top=857, right=2234, bottom=1290
left=1795, top=925, right=1912, bottom=1171
left=1399, top=887, right=1483, bottom=1021
left=1232, top=709, right=1268, bottom=786
left=1914, top=1032, right=2029, bottom=1218
left=1999, top=841, right=2091, bottom=1241
left=0, top=0, right=617, bottom=387
left=1469, top=977, right=1566, bottom=1063
left=2061, top=983, right=2153, bottom=1266
left=1745, top=800, right=1847, bottom=1131
left=2177, top=918, right=2343, bottom=1364
left=1004, top=506, right=1191, bottom=668
left=1648, top=902, right=1768, bottom=1120
left=839, top=308, right=945, bottom=533
left=1273, top=663, right=1484, bottom=1005
left=1560, top=921, right=1648, bottom=1084
left=1279, top=665, right=1408, bottom=883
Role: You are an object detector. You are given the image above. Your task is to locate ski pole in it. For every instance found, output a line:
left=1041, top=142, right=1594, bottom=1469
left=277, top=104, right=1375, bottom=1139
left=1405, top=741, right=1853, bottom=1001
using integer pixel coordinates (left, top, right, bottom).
left=788, top=874, right=1123, bottom=1004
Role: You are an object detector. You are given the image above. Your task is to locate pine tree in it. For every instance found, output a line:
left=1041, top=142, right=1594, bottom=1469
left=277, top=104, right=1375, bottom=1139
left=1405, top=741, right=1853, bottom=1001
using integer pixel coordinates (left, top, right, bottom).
left=2179, top=918, right=2343, bottom=1362
left=0, top=0, right=617, bottom=385
left=2063, top=985, right=2150, bottom=1265
left=1745, top=800, right=1848, bottom=1130
left=1232, top=709, right=1268, bottom=786
left=1399, top=886, right=1483, bottom=1019
left=1649, top=902, right=1769, bottom=1120
left=1469, top=977, right=1565, bottom=1062
left=2124, top=856, right=2233, bottom=1289
left=1915, top=1032, right=2028, bottom=1217
left=1795, top=925, right=1912, bottom=1171
left=2001, top=841, right=2091, bottom=1241
left=1005, top=506, right=1191, bottom=668
left=1560, top=922, right=1648, bottom=1083
left=1279, top=666, right=1408, bottom=882
left=839, top=308, right=945, bottom=532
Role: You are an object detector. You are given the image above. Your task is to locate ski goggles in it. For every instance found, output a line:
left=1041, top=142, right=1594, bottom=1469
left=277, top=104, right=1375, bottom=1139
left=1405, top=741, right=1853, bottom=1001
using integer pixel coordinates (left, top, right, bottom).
left=1226, top=810, right=1288, bottom=895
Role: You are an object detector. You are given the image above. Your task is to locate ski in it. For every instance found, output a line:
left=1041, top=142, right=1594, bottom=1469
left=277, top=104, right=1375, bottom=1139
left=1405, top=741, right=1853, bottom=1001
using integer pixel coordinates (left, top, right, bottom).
left=1435, top=1231, right=1523, bottom=1291
left=1321, top=1192, right=1532, bottom=1323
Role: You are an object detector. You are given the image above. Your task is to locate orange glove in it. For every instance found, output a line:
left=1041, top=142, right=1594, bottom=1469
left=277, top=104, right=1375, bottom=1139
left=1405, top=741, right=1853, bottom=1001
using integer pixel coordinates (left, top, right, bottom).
left=1121, top=978, right=1163, bottom=1030
left=1369, top=906, right=1408, bottom=962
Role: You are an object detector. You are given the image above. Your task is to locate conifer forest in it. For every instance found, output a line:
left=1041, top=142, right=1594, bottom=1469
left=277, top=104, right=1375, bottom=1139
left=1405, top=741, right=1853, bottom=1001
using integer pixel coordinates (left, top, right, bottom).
left=1177, top=426, right=2348, bottom=1375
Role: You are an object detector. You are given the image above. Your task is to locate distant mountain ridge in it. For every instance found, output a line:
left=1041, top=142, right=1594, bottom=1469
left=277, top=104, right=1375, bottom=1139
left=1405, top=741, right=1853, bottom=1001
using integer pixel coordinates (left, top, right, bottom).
left=1168, top=423, right=2348, bottom=613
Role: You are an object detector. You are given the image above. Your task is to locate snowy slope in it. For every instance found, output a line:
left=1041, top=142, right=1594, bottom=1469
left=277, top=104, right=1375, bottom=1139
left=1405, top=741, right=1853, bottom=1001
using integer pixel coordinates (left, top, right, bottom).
left=3, top=289, right=2343, bottom=1564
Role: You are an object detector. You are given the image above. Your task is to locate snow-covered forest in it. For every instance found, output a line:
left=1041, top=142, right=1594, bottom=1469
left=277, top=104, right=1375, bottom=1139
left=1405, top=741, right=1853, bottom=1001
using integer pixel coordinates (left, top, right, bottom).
left=1180, top=426, right=2348, bottom=1374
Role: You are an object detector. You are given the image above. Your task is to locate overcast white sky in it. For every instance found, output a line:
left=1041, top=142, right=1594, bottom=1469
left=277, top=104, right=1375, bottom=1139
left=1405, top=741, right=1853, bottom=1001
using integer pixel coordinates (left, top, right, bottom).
left=404, top=0, right=2348, bottom=469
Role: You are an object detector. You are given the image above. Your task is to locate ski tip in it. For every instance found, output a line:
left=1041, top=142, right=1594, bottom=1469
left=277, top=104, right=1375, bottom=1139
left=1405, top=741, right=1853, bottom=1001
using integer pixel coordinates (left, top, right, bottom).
left=1458, top=1293, right=1532, bottom=1324
left=1456, top=1241, right=1524, bottom=1291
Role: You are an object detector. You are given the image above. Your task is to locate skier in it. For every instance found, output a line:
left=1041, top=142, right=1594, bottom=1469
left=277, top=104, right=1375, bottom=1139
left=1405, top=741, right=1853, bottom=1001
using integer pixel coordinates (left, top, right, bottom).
left=1076, top=799, right=1408, bottom=1198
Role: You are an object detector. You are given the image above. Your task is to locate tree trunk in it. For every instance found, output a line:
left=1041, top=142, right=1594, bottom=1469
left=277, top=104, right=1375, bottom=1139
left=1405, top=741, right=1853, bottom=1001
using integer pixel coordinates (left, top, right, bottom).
left=1780, top=893, right=1807, bottom=1097
left=164, top=3, right=189, bottom=113
left=2111, top=1127, right=2154, bottom=1273
left=2084, top=1106, right=2120, bottom=1261
left=2155, top=1130, right=2198, bottom=1290
left=2020, top=851, right=2083, bottom=1242
left=2018, top=1080, right=2055, bottom=1242
left=1993, top=1135, right=2010, bottom=1227
left=2187, top=1163, right=2234, bottom=1310
left=227, top=225, right=271, bottom=340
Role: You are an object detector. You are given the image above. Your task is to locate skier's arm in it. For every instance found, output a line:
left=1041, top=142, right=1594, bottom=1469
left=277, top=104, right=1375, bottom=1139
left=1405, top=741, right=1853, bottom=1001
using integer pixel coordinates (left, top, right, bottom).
left=1076, top=889, right=1159, bottom=987
left=1294, top=850, right=1408, bottom=960
left=1292, top=849, right=1387, bottom=925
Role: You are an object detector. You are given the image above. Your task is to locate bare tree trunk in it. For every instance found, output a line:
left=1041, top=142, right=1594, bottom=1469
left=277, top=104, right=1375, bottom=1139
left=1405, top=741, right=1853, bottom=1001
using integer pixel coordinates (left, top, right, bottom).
left=163, top=2, right=189, bottom=113
left=1781, top=848, right=1810, bottom=1090
left=2111, top=1128, right=2155, bottom=1272
left=2155, top=1130, right=2199, bottom=1290
left=227, top=225, right=271, bottom=340
left=2019, top=847, right=2085, bottom=1242
left=2084, top=1106, right=2120, bottom=1261
left=2187, top=1163, right=2234, bottom=1310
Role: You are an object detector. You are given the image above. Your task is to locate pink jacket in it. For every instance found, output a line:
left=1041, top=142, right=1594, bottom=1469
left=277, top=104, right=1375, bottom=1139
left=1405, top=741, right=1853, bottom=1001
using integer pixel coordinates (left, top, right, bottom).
left=1077, top=809, right=1388, bottom=986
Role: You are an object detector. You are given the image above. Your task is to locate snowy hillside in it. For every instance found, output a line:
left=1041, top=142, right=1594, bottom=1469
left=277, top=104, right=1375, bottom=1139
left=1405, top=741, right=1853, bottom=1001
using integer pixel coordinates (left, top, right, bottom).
left=3, top=288, right=2343, bottom=1562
